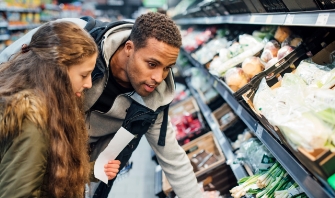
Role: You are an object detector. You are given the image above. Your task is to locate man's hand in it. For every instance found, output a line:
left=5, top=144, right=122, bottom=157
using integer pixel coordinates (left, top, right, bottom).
left=104, top=160, right=121, bottom=180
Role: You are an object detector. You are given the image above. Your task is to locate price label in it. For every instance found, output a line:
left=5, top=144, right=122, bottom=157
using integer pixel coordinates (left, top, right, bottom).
left=227, top=16, right=233, bottom=23
left=223, top=91, right=228, bottom=100
left=204, top=17, right=210, bottom=24
left=266, top=15, right=273, bottom=24
left=213, top=80, right=218, bottom=88
left=284, top=14, right=294, bottom=25
left=256, top=124, right=263, bottom=138
left=236, top=105, right=242, bottom=116
left=316, top=13, right=329, bottom=26
left=250, top=15, right=256, bottom=23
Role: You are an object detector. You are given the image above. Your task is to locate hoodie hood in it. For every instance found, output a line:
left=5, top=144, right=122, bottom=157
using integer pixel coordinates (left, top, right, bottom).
left=84, top=23, right=175, bottom=112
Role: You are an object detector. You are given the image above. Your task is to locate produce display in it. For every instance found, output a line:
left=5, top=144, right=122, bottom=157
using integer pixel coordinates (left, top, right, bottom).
left=230, top=162, right=307, bottom=198
left=190, top=149, right=218, bottom=171
left=253, top=59, right=335, bottom=151
left=181, top=27, right=217, bottom=53
left=235, top=138, right=276, bottom=173
left=209, top=34, right=265, bottom=76
left=171, top=82, right=191, bottom=105
left=171, top=111, right=203, bottom=142
left=174, top=5, right=335, bottom=197
left=181, top=25, right=303, bottom=93
left=227, top=138, right=308, bottom=198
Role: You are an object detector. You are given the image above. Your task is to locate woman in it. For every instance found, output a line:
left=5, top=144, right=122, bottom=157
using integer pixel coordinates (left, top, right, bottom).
left=0, top=21, right=119, bottom=198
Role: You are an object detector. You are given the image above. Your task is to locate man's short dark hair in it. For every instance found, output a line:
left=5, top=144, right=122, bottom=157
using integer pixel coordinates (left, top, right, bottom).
left=130, top=12, right=182, bottom=50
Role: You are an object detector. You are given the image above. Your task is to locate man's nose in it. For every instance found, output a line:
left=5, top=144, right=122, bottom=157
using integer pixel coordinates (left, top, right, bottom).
left=151, top=69, right=164, bottom=84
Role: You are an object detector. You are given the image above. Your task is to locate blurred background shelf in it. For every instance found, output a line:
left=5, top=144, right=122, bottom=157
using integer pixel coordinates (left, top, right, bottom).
left=175, top=11, right=335, bottom=27
left=180, top=47, right=335, bottom=198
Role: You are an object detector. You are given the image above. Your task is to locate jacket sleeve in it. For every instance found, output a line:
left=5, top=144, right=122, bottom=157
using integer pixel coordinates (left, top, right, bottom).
left=145, top=112, right=203, bottom=198
left=0, top=18, right=87, bottom=64
left=0, top=120, right=48, bottom=198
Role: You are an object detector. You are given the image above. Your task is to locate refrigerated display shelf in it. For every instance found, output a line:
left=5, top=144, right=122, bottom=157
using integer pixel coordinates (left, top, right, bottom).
left=175, top=10, right=335, bottom=27
left=180, top=48, right=335, bottom=198
left=185, top=78, right=248, bottom=181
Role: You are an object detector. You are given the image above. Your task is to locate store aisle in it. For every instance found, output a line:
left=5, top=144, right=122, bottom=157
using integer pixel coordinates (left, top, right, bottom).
left=108, top=136, right=157, bottom=198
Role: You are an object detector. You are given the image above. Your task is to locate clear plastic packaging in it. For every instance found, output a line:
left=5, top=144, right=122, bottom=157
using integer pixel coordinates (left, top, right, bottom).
left=237, top=138, right=276, bottom=172
left=224, top=67, right=249, bottom=92
left=242, top=56, right=264, bottom=79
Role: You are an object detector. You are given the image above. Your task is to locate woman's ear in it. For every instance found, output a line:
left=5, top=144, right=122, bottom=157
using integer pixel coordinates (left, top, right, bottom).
left=124, top=40, right=134, bottom=57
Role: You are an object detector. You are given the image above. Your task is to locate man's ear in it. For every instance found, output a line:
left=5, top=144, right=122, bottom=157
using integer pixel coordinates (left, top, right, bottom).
left=125, top=40, right=134, bottom=57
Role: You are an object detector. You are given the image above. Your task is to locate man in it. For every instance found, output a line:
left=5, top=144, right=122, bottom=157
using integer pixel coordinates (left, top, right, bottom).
left=0, top=13, right=203, bottom=198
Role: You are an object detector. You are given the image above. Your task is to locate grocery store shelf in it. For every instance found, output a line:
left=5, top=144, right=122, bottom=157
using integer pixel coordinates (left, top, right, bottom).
left=175, top=10, right=335, bottom=27
left=44, top=4, right=61, bottom=11
left=180, top=48, right=335, bottom=198
left=0, top=7, right=41, bottom=13
left=0, top=34, right=10, bottom=41
left=0, top=21, right=8, bottom=28
left=186, top=78, right=248, bottom=181
left=8, top=24, right=40, bottom=30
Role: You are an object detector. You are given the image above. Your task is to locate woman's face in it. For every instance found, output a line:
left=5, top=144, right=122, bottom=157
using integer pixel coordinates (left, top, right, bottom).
left=67, top=54, right=97, bottom=97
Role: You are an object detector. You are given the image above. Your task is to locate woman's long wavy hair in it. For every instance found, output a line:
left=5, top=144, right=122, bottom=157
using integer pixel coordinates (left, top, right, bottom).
left=0, top=21, right=98, bottom=197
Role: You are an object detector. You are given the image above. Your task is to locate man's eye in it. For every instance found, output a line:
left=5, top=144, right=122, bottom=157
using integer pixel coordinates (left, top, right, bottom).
left=149, top=62, right=156, bottom=67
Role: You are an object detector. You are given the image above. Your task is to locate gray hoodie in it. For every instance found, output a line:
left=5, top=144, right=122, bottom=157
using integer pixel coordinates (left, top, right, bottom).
left=0, top=18, right=203, bottom=198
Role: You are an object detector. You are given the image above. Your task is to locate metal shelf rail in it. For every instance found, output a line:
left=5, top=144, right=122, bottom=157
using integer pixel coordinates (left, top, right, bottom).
left=175, top=10, right=335, bottom=27
left=185, top=78, right=248, bottom=181
left=180, top=48, right=335, bottom=198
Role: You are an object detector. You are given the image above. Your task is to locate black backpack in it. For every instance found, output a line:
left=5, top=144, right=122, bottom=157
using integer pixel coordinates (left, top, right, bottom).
left=80, top=16, right=134, bottom=81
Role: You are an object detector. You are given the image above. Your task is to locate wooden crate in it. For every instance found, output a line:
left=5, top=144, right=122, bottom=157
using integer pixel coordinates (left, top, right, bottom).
left=212, top=103, right=238, bottom=132
left=162, top=132, right=226, bottom=195
left=169, top=96, right=199, bottom=118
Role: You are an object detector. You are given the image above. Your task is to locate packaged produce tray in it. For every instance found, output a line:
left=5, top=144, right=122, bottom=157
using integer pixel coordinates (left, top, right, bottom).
left=162, top=132, right=227, bottom=195
left=238, top=30, right=335, bottom=182
left=169, top=96, right=207, bottom=146
left=211, top=103, right=238, bottom=132
left=167, top=163, right=236, bottom=198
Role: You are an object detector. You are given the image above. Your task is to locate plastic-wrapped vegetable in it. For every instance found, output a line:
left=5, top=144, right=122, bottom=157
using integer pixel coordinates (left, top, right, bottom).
left=295, top=61, right=331, bottom=86
left=209, top=34, right=265, bottom=75
left=274, top=26, right=291, bottom=43
left=225, top=67, right=249, bottom=92
left=242, top=56, right=264, bottom=79
left=263, top=40, right=280, bottom=57
left=254, top=76, right=335, bottom=151
left=277, top=46, right=294, bottom=60
left=260, top=49, right=274, bottom=63
left=304, top=88, right=335, bottom=125
left=317, top=68, right=335, bottom=88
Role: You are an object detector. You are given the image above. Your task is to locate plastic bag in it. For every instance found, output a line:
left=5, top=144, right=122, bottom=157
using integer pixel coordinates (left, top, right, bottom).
left=253, top=75, right=335, bottom=151
left=237, top=138, right=275, bottom=172
left=295, top=60, right=331, bottom=86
